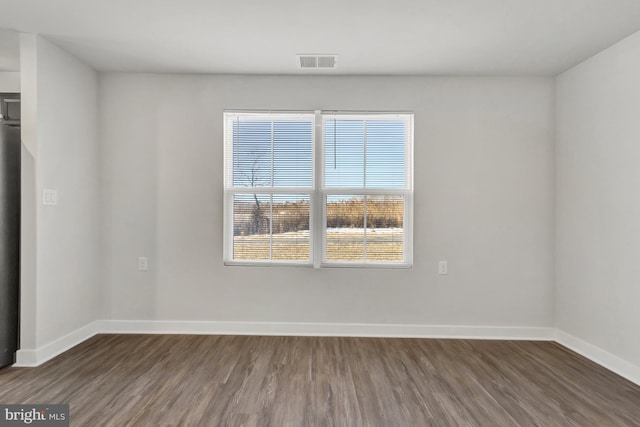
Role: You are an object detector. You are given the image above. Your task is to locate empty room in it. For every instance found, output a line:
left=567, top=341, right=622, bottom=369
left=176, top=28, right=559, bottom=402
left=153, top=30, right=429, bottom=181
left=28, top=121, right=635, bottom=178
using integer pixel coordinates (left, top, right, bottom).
left=1, top=0, right=640, bottom=425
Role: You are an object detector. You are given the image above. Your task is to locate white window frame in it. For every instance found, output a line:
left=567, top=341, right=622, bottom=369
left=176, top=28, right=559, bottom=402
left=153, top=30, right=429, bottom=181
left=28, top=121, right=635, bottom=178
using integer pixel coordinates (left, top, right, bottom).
left=224, top=110, right=414, bottom=268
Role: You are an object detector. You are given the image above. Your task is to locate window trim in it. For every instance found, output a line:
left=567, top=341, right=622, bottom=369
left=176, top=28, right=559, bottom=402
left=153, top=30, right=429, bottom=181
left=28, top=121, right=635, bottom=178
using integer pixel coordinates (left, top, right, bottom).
left=223, top=110, right=414, bottom=268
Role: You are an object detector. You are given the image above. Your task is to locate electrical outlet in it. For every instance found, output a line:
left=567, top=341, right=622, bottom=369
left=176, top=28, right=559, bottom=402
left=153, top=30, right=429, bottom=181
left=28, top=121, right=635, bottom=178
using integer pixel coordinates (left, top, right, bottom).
left=138, top=257, right=149, bottom=271
left=438, top=260, right=448, bottom=275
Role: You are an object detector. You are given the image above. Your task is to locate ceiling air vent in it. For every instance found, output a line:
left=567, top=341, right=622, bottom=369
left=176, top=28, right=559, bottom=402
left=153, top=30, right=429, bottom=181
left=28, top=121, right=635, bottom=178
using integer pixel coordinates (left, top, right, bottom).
left=297, top=54, right=338, bottom=70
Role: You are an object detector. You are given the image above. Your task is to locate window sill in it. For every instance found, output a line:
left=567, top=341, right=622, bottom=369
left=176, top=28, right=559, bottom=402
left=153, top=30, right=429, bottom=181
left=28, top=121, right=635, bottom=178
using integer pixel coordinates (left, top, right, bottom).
left=224, top=260, right=413, bottom=269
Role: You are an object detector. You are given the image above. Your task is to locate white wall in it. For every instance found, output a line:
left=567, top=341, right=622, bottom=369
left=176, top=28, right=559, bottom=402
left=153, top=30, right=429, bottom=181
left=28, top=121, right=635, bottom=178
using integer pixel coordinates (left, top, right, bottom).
left=556, top=31, right=640, bottom=368
left=19, top=34, right=37, bottom=351
left=19, top=34, right=101, bottom=353
left=100, top=74, right=555, bottom=329
left=0, top=71, right=20, bottom=92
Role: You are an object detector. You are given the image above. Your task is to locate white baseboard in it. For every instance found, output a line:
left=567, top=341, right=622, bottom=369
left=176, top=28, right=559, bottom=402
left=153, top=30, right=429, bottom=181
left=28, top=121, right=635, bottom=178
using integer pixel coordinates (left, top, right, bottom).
left=15, top=321, right=100, bottom=367
left=98, top=320, right=555, bottom=340
left=14, top=320, right=553, bottom=367
left=14, top=320, right=640, bottom=388
left=555, top=330, right=640, bottom=387
left=14, top=349, right=38, bottom=367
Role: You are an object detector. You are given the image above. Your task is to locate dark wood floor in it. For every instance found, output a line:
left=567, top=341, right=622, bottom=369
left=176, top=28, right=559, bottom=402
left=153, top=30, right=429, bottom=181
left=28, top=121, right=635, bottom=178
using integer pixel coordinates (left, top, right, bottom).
left=1, top=335, right=639, bottom=426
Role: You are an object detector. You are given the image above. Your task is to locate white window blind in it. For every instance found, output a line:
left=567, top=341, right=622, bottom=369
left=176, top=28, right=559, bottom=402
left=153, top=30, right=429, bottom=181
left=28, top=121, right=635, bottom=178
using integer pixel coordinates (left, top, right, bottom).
left=224, top=111, right=413, bottom=267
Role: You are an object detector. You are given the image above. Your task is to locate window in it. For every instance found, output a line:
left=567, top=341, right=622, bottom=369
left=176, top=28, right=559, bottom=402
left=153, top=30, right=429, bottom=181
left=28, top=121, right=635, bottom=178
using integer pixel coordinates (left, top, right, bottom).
left=224, top=111, right=413, bottom=267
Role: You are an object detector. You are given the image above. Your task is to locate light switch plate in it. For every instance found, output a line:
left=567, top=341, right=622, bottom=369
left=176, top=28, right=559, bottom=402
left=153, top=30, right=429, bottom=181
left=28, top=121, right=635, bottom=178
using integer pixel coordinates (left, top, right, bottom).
left=43, top=189, right=58, bottom=205
left=438, top=260, right=448, bottom=275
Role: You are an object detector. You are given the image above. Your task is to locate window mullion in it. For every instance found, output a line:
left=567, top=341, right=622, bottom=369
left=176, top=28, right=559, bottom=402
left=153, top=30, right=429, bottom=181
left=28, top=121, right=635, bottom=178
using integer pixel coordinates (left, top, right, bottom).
left=269, top=119, right=274, bottom=261
left=363, top=196, right=367, bottom=262
left=363, top=119, right=367, bottom=189
left=270, top=120, right=274, bottom=187
left=269, top=194, right=273, bottom=260
left=363, top=120, right=367, bottom=262
left=314, top=110, right=323, bottom=268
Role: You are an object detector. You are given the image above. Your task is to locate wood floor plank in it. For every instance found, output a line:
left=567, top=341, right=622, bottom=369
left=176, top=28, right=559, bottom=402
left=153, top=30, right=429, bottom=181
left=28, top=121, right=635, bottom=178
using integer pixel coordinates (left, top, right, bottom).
left=1, top=334, right=639, bottom=426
